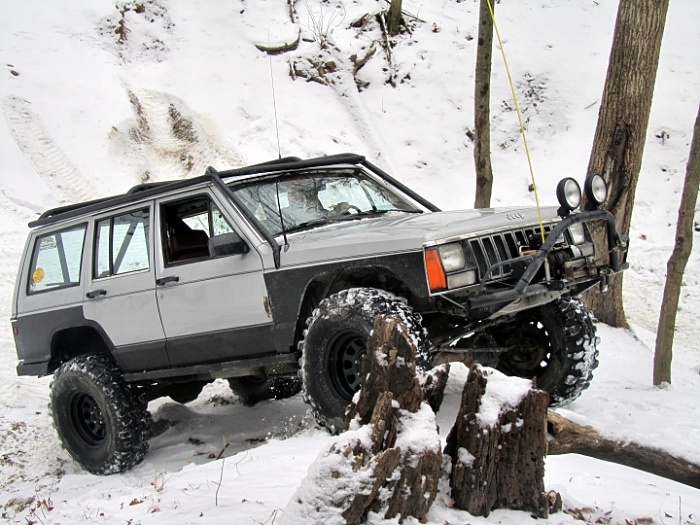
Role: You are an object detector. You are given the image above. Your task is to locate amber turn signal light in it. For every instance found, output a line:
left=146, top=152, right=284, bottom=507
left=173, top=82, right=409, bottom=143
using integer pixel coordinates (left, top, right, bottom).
left=424, top=248, right=447, bottom=292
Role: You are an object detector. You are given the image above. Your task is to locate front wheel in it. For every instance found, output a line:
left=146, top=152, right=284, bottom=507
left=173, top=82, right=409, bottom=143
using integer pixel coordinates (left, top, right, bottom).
left=300, top=288, right=430, bottom=432
left=495, top=297, right=599, bottom=406
left=50, top=354, right=150, bottom=474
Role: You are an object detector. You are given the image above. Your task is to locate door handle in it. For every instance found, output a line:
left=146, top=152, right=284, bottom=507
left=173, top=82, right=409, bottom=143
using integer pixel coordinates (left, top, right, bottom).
left=156, top=276, right=180, bottom=286
left=86, top=289, right=107, bottom=299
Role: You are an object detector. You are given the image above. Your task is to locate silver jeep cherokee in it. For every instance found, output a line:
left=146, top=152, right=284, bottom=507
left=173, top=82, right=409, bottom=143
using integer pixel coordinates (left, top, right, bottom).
left=11, top=153, right=628, bottom=474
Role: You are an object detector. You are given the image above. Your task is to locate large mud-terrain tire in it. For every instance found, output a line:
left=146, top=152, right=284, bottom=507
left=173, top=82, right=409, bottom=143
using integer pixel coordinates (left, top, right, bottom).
left=301, top=288, right=429, bottom=432
left=495, top=297, right=599, bottom=406
left=227, top=375, right=302, bottom=406
left=50, top=354, right=150, bottom=475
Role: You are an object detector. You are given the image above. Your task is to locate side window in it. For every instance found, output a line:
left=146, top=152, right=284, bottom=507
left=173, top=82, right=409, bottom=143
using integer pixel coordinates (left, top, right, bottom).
left=94, top=208, right=150, bottom=278
left=161, top=195, right=234, bottom=265
left=28, top=224, right=87, bottom=294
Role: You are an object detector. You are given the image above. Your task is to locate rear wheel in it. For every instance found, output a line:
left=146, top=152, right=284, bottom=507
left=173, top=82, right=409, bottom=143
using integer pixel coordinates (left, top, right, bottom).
left=50, top=354, right=150, bottom=474
left=301, top=288, right=429, bottom=432
left=496, top=297, right=599, bottom=406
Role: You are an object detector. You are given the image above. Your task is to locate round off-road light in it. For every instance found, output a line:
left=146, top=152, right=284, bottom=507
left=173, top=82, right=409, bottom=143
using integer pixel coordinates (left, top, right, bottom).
left=584, top=174, right=608, bottom=206
left=556, top=177, right=582, bottom=214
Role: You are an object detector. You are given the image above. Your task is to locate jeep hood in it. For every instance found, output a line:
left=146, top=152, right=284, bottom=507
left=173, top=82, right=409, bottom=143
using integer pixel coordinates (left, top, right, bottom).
left=275, top=206, right=561, bottom=267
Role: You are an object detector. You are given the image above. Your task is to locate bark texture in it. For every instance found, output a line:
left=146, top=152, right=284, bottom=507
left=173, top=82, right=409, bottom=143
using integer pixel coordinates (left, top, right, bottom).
left=653, top=105, right=700, bottom=385
left=583, top=0, right=670, bottom=326
left=387, top=0, right=402, bottom=36
left=285, top=315, right=440, bottom=525
left=547, top=411, right=700, bottom=489
left=421, top=364, right=450, bottom=413
left=473, top=0, right=495, bottom=208
left=444, top=366, right=551, bottom=518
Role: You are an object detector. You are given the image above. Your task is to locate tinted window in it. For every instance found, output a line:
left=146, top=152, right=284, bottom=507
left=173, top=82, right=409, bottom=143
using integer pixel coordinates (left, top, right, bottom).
left=28, top=224, right=86, bottom=294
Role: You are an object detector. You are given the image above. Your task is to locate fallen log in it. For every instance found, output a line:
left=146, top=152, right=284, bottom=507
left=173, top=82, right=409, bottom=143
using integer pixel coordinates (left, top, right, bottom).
left=254, top=30, right=300, bottom=55
left=546, top=411, right=700, bottom=489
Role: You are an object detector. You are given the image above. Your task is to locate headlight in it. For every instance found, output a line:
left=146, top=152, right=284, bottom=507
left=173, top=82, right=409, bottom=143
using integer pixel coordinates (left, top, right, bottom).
left=425, top=242, right=476, bottom=293
left=438, top=243, right=466, bottom=272
left=556, top=177, right=581, bottom=216
left=584, top=174, right=608, bottom=206
left=568, top=222, right=586, bottom=245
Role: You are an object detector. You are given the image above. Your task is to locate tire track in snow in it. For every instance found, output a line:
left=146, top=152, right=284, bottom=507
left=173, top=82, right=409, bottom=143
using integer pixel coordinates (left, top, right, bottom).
left=2, top=96, right=98, bottom=205
left=113, top=88, right=245, bottom=182
left=0, top=190, right=39, bottom=225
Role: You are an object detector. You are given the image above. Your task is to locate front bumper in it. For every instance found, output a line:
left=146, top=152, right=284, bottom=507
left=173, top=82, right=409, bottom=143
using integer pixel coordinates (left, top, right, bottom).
left=467, top=209, right=628, bottom=309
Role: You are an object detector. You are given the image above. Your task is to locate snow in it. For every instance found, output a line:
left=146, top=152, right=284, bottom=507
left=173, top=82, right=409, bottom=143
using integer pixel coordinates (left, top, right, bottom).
left=1, top=0, right=699, bottom=524
left=474, top=366, right=532, bottom=429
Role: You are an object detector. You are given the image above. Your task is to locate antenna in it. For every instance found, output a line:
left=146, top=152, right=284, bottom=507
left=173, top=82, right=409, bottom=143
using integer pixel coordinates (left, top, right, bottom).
left=275, top=178, right=289, bottom=252
left=268, top=32, right=282, bottom=159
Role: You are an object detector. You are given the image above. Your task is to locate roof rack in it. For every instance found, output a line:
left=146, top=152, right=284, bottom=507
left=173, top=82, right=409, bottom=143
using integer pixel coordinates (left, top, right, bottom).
left=27, top=153, right=367, bottom=228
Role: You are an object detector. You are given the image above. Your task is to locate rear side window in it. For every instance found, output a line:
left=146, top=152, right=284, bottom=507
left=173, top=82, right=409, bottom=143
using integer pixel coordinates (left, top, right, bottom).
left=28, top=224, right=87, bottom=294
left=94, top=208, right=150, bottom=278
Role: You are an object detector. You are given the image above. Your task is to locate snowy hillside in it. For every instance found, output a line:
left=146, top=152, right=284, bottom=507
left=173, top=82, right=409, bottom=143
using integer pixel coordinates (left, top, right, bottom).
left=1, top=1, right=699, bottom=524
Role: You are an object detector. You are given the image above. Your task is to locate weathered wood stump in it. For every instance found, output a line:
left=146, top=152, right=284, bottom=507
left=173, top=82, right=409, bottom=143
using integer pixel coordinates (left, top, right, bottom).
left=420, top=363, right=451, bottom=413
left=282, top=315, right=442, bottom=525
left=444, top=365, right=551, bottom=518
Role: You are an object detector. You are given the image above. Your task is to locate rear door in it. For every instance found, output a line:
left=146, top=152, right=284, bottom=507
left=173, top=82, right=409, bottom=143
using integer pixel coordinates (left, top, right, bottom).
left=82, top=203, right=169, bottom=371
left=154, top=190, right=271, bottom=367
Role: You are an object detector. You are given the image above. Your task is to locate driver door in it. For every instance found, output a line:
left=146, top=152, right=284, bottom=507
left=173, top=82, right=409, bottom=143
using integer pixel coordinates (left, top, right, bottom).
left=154, top=191, right=272, bottom=367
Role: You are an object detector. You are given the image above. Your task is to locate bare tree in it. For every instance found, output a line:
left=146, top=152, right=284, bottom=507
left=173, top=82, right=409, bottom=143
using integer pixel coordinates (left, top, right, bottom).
left=653, top=105, right=700, bottom=385
left=582, top=0, right=670, bottom=327
left=387, top=0, right=402, bottom=36
left=473, top=0, right=495, bottom=208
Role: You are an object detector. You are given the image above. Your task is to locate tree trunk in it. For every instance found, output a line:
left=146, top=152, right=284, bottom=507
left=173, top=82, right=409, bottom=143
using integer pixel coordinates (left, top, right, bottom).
left=473, top=0, right=495, bottom=209
left=654, top=105, right=700, bottom=385
left=387, top=0, right=402, bottom=36
left=582, top=0, right=670, bottom=327
left=547, top=411, right=700, bottom=488
left=444, top=365, right=552, bottom=518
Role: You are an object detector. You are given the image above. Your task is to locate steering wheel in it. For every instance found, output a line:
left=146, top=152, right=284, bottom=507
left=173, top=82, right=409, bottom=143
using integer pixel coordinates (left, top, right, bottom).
left=332, top=202, right=362, bottom=215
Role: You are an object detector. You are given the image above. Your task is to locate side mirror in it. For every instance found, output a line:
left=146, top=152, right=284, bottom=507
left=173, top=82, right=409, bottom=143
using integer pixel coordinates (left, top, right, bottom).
left=208, top=232, right=249, bottom=257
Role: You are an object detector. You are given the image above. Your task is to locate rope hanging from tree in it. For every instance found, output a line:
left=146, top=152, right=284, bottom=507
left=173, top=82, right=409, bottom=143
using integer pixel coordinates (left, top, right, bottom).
left=486, top=0, right=546, bottom=243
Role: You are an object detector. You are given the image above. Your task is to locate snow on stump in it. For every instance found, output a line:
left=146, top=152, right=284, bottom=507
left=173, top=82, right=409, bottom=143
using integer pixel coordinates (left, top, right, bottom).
left=444, top=364, right=551, bottom=518
left=281, top=314, right=442, bottom=525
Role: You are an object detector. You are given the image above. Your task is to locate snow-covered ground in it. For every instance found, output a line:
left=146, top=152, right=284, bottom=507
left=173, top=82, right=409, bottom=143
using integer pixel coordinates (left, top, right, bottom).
left=1, top=1, right=698, bottom=523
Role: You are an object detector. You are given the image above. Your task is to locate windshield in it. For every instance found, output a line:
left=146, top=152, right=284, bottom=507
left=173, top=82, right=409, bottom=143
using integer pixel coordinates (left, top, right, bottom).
left=229, top=169, right=420, bottom=236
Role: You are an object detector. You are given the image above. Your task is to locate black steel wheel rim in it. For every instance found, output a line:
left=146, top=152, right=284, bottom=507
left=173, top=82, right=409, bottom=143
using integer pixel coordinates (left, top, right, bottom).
left=69, top=392, right=106, bottom=447
left=328, top=331, right=366, bottom=401
left=500, top=318, right=552, bottom=377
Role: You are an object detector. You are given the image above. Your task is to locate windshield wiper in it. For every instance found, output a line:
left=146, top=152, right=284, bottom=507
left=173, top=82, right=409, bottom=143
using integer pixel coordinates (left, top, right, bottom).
left=282, top=219, right=334, bottom=234
left=335, top=208, right=422, bottom=222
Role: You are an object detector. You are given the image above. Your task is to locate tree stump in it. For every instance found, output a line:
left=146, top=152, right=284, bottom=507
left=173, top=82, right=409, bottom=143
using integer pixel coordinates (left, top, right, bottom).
left=420, top=363, right=450, bottom=413
left=282, top=315, right=442, bottom=525
left=444, top=365, right=551, bottom=518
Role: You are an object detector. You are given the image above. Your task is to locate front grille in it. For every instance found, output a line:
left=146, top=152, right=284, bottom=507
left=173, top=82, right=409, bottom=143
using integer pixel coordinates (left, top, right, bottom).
left=469, top=225, right=556, bottom=281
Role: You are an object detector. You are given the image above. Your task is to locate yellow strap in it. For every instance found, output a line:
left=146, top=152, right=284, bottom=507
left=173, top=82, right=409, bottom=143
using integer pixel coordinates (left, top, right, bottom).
left=486, top=0, right=546, bottom=244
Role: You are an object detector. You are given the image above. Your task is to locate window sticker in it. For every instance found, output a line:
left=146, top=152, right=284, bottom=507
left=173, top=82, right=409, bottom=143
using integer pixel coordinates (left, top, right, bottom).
left=32, top=268, right=45, bottom=283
